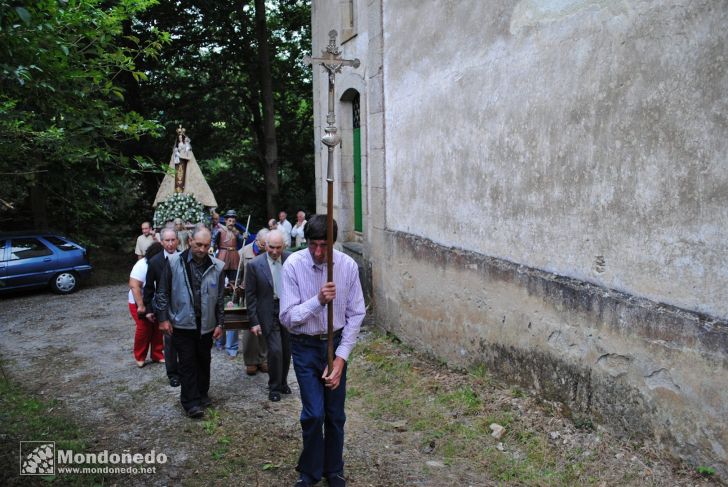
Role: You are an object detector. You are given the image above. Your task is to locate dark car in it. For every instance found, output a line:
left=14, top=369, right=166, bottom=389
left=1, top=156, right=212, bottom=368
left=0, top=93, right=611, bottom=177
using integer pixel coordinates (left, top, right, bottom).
left=0, top=233, right=92, bottom=294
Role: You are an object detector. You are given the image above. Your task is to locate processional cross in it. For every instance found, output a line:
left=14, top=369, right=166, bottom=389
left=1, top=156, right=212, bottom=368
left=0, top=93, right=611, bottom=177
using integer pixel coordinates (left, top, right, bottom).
left=304, top=30, right=360, bottom=371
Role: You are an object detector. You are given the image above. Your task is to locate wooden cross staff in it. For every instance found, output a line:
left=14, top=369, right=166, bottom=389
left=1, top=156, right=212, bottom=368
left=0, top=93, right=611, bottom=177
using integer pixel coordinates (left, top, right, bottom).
left=304, top=30, right=360, bottom=372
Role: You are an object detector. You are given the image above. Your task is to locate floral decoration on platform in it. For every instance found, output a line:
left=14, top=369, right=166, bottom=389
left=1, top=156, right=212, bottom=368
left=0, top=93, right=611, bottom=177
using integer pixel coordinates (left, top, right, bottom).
left=153, top=193, right=205, bottom=227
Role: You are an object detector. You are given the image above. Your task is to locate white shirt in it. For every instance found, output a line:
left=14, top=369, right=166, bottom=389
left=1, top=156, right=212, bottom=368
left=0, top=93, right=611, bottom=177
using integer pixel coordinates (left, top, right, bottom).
left=278, top=219, right=293, bottom=246
left=128, top=258, right=149, bottom=304
left=291, top=220, right=307, bottom=246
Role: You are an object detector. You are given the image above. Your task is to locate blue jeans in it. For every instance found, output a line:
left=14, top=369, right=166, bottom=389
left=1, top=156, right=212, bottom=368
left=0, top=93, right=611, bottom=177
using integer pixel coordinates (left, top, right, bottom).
left=290, top=333, right=346, bottom=484
left=225, top=330, right=239, bottom=356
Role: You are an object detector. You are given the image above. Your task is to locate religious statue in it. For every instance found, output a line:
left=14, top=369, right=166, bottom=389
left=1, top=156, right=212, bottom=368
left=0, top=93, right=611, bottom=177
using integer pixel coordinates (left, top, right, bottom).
left=153, top=125, right=218, bottom=209
left=173, top=126, right=191, bottom=193
left=173, top=126, right=192, bottom=165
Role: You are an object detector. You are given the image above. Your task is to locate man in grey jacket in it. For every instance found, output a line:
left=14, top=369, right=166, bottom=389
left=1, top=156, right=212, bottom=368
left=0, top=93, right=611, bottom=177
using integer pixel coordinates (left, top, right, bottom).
left=155, top=224, right=225, bottom=418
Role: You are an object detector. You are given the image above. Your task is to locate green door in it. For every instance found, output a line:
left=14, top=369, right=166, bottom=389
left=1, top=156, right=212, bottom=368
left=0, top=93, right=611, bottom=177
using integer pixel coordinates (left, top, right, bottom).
left=353, top=94, right=362, bottom=232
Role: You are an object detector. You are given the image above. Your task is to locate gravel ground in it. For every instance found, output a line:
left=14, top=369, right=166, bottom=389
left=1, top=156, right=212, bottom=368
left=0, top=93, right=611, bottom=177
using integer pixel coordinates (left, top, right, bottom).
left=0, top=283, right=478, bottom=486
left=0, top=282, right=719, bottom=486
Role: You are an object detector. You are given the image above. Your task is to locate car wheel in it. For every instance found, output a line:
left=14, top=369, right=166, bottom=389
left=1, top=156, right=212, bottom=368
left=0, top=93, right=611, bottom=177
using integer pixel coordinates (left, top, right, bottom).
left=51, top=271, right=78, bottom=294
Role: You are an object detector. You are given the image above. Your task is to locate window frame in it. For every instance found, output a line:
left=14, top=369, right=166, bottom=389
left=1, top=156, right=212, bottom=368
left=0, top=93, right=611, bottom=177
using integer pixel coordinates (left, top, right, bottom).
left=9, top=237, right=54, bottom=261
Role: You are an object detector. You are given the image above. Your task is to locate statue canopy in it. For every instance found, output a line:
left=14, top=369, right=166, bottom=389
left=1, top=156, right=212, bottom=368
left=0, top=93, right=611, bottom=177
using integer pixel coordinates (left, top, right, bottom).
left=153, top=127, right=218, bottom=208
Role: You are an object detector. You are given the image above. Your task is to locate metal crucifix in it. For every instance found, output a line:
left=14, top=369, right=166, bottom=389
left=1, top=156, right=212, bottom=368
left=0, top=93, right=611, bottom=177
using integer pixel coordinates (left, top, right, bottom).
left=304, top=30, right=360, bottom=372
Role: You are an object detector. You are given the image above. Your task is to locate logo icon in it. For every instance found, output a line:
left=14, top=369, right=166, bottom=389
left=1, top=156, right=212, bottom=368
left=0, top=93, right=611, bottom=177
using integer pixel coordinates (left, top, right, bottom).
left=20, top=442, right=55, bottom=475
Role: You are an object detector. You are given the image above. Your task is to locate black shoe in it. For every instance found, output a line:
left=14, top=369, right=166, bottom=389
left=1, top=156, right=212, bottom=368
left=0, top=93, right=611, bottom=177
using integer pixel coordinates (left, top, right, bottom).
left=186, top=406, right=204, bottom=419
left=199, top=397, right=212, bottom=408
left=281, top=384, right=292, bottom=394
left=294, top=479, right=311, bottom=487
left=326, top=473, right=346, bottom=487
left=268, top=391, right=281, bottom=402
left=169, top=377, right=180, bottom=387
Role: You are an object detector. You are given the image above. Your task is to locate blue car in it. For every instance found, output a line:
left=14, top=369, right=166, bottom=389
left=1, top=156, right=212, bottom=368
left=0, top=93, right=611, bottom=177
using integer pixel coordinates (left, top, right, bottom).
left=0, top=233, right=93, bottom=294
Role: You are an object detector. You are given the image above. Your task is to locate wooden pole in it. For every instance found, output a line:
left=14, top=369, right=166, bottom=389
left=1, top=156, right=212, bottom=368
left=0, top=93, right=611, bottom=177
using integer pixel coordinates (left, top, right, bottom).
left=326, top=176, right=335, bottom=372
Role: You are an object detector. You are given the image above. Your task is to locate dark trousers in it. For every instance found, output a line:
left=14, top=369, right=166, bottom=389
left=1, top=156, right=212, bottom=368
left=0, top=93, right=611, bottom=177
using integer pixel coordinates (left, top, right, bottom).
left=265, top=315, right=291, bottom=393
left=290, top=334, right=346, bottom=484
left=163, top=333, right=179, bottom=380
left=172, top=329, right=213, bottom=412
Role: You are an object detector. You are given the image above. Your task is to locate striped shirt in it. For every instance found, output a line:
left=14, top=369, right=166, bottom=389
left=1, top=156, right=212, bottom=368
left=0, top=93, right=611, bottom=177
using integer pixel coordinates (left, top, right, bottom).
left=280, top=248, right=366, bottom=361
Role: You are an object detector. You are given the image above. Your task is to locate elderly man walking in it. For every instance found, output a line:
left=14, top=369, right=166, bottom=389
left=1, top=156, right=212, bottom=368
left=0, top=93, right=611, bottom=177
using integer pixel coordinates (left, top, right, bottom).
left=236, top=229, right=270, bottom=373
left=143, top=228, right=181, bottom=387
left=155, top=224, right=225, bottom=419
left=245, top=230, right=292, bottom=401
left=280, top=215, right=366, bottom=487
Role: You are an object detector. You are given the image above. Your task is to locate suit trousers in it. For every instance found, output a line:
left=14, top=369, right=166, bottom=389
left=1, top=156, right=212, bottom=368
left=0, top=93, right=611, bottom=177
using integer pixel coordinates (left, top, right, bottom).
left=163, top=333, right=179, bottom=380
left=242, top=329, right=268, bottom=366
left=172, top=328, right=213, bottom=412
left=265, top=312, right=291, bottom=393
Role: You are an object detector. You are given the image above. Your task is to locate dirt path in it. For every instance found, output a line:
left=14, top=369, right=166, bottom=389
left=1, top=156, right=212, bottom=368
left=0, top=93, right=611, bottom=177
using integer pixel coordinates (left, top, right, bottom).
left=0, top=284, right=716, bottom=486
left=0, top=284, right=479, bottom=486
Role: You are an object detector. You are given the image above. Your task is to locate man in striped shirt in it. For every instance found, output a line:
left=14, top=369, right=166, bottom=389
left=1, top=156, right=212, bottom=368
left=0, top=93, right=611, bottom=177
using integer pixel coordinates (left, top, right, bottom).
left=280, top=215, right=366, bottom=487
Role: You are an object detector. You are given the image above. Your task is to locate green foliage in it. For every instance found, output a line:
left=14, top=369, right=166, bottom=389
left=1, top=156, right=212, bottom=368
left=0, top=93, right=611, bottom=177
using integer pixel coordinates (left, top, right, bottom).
left=0, top=0, right=314, bottom=251
left=153, top=192, right=205, bottom=227
left=696, top=465, right=716, bottom=477
left=130, top=0, right=314, bottom=226
left=0, top=0, right=168, bottom=241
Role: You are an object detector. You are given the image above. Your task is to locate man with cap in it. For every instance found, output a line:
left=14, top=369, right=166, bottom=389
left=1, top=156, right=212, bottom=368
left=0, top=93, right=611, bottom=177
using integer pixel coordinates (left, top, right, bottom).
left=214, top=210, right=242, bottom=284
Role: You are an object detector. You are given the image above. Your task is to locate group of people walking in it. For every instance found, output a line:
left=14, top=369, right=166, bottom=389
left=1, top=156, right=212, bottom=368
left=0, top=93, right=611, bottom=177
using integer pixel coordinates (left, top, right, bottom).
left=127, top=212, right=365, bottom=487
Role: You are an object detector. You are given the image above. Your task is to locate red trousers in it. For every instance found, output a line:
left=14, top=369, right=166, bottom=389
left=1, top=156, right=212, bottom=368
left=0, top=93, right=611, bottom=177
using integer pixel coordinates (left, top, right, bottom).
left=128, top=303, right=164, bottom=362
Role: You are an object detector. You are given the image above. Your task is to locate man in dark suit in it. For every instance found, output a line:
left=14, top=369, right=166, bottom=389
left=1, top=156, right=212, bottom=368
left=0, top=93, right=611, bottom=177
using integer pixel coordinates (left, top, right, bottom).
left=245, top=229, right=291, bottom=402
left=144, top=228, right=181, bottom=387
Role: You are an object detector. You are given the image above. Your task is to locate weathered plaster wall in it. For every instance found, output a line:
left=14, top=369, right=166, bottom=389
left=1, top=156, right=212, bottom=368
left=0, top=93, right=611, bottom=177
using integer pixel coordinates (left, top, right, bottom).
left=374, top=231, right=728, bottom=475
left=311, top=0, right=728, bottom=476
left=383, top=0, right=728, bottom=318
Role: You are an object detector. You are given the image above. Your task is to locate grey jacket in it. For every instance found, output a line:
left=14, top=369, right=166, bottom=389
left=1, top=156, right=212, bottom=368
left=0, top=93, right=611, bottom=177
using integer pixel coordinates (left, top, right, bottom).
left=155, top=250, right=225, bottom=334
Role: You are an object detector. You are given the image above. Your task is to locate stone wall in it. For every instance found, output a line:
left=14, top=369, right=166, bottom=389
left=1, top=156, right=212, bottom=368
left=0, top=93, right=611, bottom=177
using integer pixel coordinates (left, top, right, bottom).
left=371, top=230, right=727, bottom=474
left=383, top=0, right=728, bottom=318
left=311, top=0, right=728, bottom=476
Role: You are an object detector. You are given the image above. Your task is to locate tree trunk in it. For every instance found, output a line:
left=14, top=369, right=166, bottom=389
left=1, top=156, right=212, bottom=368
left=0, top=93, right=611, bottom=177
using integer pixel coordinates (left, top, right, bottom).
left=254, top=0, right=279, bottom=218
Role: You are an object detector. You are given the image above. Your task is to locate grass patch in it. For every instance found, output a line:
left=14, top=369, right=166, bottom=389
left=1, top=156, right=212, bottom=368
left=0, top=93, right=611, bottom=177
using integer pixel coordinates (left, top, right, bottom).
left=202, top=408, right=221, bottom=435
left=348, top=330, right=624, bottom=486
left=572, top=415, right=595, bottom=431
left=0, top=367, right=108, bottom=485
left=511, top=387, right=526, bottom=398
left=436, top=385, right=481, bottom=414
